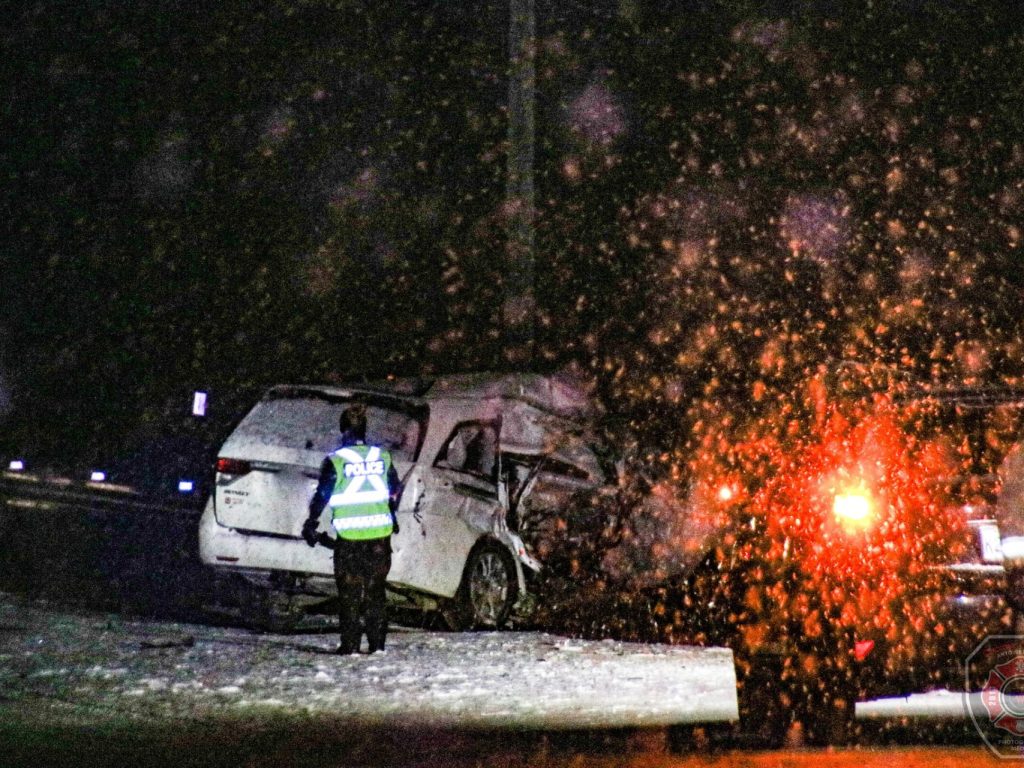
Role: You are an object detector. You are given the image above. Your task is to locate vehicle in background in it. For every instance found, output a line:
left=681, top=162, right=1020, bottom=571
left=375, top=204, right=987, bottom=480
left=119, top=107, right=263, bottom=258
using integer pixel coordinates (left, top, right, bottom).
left=682, top=384, right=1024, bottom=745
left=992, top=393, right=1024, bottom=624
left=198, top=373, right=617, bottom=630
left=553, top=380, right=1023, bottom=746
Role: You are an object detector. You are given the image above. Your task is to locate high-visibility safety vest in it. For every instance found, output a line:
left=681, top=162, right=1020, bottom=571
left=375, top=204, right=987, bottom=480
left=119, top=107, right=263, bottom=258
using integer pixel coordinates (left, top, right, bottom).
left=327, top=445, right=395, bottom=541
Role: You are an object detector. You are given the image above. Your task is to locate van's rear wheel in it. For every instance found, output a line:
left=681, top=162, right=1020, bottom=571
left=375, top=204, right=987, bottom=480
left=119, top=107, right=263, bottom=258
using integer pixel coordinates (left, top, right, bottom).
left=445, top=542, right=518, bottom=630
left=253, top=588, right=303, bottom=633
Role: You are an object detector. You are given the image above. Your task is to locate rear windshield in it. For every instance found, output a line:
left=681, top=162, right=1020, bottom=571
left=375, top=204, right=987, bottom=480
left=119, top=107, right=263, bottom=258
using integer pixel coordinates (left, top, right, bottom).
left=235, top=389, right=428, bottom=462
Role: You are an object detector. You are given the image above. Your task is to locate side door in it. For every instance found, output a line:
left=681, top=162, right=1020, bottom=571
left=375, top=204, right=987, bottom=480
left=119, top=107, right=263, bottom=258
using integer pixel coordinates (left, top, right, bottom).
left=390, top=420, right=501, bottom=598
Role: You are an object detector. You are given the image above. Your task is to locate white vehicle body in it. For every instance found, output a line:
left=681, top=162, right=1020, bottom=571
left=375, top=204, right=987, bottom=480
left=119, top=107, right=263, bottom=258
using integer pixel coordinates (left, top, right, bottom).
left=198, top=373, right=611, bottom=626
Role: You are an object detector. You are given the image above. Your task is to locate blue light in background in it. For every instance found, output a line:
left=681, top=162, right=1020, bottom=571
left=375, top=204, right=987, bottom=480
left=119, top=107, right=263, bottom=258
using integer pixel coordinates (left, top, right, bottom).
left=8, top=459, right=25, bottom=471
left=90, top=470, right=106, bottom=483
left=178, top=480, right=195, bottom=493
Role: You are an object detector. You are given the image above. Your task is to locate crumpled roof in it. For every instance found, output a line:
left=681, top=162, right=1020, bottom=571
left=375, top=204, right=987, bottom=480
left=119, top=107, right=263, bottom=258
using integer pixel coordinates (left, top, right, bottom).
left=330, top=371, right=598, bottom=420
left=266, top=372, right=602, bottom=460
left=424, top=371, right=598, bottom=420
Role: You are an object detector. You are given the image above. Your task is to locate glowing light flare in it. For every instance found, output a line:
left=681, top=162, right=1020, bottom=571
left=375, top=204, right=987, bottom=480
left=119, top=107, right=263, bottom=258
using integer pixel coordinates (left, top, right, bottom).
left=833, top=487, right=874, bottom=531
left=689, top=383, right=972, bottom=644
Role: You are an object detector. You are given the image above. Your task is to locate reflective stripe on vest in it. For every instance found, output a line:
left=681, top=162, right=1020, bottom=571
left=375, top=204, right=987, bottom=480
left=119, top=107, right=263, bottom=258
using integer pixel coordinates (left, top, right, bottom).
left=328, top=445, right=393, bottom=541
left=332, top=513, right=394, bottom=532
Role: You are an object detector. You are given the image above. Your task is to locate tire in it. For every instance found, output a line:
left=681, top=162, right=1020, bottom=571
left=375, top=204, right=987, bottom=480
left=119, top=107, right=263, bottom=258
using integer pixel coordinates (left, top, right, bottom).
left=683, top=547, right=855, bottom=746
left=734, top=608, right=859, bottom=747
left=733, top=649, right=858, bottom=748
left=733, top=650, right=790, bottom=748
left=792, top=639, right=859, bottom=746
left=778, top=597, right=860, bottom=745
left=446, top=541, right=518, bottom=630
left=252, top=588, right=303, bottom=633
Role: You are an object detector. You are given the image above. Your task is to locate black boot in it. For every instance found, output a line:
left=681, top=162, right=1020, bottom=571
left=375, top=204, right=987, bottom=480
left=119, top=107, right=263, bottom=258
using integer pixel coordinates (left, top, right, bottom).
left=367, top=624, right=386, bottom=653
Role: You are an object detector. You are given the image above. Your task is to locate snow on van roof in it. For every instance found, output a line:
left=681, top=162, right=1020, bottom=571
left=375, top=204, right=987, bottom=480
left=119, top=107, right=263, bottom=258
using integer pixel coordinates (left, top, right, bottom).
left=274, top=372, right=598, bottom=420
left=424, top=372, right=597, bottom=417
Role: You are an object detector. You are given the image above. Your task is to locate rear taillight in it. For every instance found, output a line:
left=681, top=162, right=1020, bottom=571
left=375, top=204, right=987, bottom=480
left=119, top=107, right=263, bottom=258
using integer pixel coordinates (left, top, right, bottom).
left=216, top=457, right=251, bottom=476
left=854, top=639, right=875, bottom=662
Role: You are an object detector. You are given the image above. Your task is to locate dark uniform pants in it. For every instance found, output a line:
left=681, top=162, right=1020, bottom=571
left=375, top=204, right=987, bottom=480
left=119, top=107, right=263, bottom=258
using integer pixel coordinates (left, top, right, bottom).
left=333, top=537, right=392, bottom=653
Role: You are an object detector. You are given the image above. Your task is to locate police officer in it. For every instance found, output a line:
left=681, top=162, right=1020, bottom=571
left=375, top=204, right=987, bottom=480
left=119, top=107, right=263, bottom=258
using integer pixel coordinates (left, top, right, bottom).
left=303, top=404, right=401, bottom=654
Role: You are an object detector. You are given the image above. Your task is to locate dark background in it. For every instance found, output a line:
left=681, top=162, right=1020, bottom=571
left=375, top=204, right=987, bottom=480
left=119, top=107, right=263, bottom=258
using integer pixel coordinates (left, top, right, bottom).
left=4, top=0, right=1024, bottom=473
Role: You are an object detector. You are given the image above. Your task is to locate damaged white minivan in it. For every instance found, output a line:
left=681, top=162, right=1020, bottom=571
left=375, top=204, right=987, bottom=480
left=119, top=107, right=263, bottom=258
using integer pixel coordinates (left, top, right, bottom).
left=198, top=373, right=616, bottom=629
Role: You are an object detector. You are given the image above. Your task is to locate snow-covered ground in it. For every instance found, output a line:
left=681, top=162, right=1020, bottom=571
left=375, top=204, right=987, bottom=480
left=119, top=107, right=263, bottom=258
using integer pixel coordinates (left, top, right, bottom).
left=0, top=592, right=736, bottom=730
left=0, top=591, right=1010, bottom=734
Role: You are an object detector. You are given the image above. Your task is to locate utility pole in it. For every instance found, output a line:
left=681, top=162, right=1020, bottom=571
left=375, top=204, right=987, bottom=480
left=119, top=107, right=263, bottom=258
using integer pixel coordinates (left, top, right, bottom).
left=504, top=0, right=536, bottom=368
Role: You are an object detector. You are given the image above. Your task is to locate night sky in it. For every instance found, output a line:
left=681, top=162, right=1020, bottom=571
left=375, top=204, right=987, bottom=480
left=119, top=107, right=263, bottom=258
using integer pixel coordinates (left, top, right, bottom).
left=4, top=0, right=1024, bottom=471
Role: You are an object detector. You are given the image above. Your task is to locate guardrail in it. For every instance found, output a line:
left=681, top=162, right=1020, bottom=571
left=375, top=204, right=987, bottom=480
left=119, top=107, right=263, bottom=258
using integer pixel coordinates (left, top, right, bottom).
left=0, top=469, right=213, bottom=619
left=0, top=469, right=205, bottom=518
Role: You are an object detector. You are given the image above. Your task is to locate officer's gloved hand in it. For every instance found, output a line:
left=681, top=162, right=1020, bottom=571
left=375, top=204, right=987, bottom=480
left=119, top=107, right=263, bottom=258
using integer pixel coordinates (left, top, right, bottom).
left=302, top=519, right=319, bottom=548
left=392, top=515, right=400, bottom=535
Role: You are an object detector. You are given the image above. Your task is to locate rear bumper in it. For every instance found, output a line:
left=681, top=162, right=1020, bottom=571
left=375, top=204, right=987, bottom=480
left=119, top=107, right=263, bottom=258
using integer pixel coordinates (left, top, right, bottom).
left=198, top=497, right=334, bottom=577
